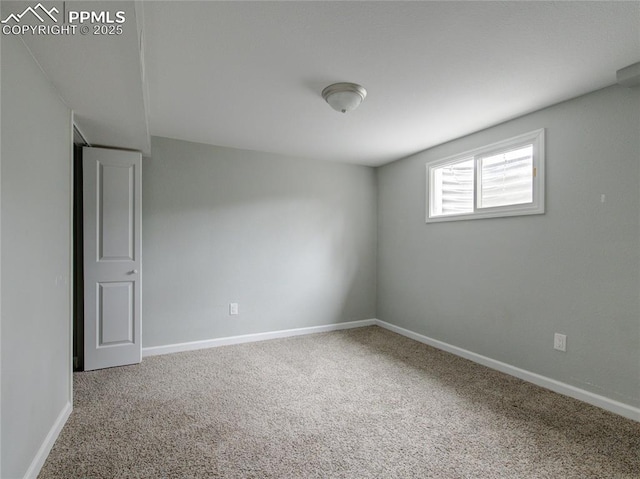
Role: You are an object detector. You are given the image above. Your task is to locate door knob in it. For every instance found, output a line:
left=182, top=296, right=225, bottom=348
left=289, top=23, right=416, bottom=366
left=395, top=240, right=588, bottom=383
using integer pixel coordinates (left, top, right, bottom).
left=128, top=269, right=138, bottom=275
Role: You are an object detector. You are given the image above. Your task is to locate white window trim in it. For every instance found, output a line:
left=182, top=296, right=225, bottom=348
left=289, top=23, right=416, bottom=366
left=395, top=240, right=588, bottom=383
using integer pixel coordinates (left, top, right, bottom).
left=426, top=128, right=545, bottom=223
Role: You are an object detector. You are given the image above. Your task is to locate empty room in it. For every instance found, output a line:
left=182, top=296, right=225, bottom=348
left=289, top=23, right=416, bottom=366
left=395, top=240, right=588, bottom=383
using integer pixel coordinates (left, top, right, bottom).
left=1, top=1, right=639, bottom=478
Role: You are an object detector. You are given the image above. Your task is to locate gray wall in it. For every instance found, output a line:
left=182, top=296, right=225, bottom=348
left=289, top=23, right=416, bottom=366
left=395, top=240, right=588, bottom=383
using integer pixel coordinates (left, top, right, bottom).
left=377, top=85, right=640, bottom=408
left=1, top=35, right=72, bottom=477
left=142, top=137, right=377, bottom=347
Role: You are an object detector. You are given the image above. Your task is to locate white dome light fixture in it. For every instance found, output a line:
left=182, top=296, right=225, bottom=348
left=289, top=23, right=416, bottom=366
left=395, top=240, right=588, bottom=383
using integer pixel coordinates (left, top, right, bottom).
left=322, top=82, right=367, bottom=113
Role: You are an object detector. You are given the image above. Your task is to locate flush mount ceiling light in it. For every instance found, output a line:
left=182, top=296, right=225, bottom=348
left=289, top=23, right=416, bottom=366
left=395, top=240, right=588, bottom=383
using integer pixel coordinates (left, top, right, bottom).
left=321, top=82, right=367, bottom=113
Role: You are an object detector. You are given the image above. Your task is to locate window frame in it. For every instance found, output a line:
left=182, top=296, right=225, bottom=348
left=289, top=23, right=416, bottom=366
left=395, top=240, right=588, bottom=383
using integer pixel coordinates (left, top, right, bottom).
left=426, top=129, right=545, bottom=223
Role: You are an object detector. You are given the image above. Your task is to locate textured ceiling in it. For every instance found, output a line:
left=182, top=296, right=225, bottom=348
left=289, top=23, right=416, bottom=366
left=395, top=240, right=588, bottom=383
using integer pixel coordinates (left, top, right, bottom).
left=8, top=2, right=639, bottom=165
left=142, top=1, right=639, bottom=166
left=6, top=0, right=150, bottom=154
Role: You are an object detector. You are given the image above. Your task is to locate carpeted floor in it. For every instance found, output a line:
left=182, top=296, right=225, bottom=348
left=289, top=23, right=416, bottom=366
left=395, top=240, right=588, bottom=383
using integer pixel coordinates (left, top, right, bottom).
left=39, top=326, right=639, bottom=478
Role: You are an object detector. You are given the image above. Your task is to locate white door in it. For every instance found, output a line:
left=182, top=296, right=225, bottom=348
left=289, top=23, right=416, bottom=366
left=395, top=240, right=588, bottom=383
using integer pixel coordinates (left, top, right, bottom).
left=83, top=147, right=142, bottom=370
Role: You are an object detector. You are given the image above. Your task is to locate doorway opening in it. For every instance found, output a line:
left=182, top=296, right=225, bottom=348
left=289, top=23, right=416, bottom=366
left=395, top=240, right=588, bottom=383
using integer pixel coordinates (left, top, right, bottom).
left=72, top=126, right=88, bottom=371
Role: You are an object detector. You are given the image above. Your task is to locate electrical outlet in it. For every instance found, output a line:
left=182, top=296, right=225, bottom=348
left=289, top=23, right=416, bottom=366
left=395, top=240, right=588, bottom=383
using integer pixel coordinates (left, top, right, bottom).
left=554, top=333, right=567, bottom=352
left=229, top=303, right=239, bottom=315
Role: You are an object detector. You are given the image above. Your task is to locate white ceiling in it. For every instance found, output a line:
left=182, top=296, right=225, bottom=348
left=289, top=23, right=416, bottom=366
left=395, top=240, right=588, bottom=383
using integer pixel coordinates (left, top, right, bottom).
left=9, top=1, right=150, bottom=154
left=142, top=1, right=640, bottom=166
left=6, top=1, right=639, bottom=166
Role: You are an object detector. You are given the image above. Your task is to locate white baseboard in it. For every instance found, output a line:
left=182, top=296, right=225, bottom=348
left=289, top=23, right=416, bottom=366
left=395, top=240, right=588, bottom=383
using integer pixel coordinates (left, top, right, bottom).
left=140, top=317, right=638, bottom=421
left=23, top=401, right=72, bottom=479
left=142, top=319, right=377, bottom=358
left=374, top=319, right=640, bottom=422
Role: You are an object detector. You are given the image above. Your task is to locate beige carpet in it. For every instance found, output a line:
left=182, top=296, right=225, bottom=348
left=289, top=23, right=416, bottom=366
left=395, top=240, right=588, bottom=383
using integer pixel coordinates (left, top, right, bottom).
left=39, top=326, right=639, bottom=478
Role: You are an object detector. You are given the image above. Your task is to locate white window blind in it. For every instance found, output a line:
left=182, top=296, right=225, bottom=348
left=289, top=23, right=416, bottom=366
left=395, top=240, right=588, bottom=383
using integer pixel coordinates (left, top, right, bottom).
left=426, top=129, right=544, bottom=223
left=432, top=158, right=474, bottom=216
left=478, top=145, right=533, bottom=209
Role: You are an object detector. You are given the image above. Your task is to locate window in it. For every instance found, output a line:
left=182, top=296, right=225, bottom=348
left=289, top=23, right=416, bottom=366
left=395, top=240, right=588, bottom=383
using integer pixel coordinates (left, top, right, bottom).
left=427, top=129, right=544, bottom=223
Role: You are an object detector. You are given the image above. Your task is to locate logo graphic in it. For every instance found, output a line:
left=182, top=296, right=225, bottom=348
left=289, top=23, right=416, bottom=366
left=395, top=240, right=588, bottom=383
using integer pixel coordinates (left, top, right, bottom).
left=2, top=3, right=125, bottom=36
left=1, top=2, right=59, bottom=24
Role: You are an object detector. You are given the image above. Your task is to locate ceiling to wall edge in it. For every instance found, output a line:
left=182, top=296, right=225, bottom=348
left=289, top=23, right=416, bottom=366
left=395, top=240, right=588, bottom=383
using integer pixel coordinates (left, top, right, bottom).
left=134, top=0, right=151, bottom=156
left=69, top=2, right=640, bottom=167
left=382, top=67, right=640, bottom=169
